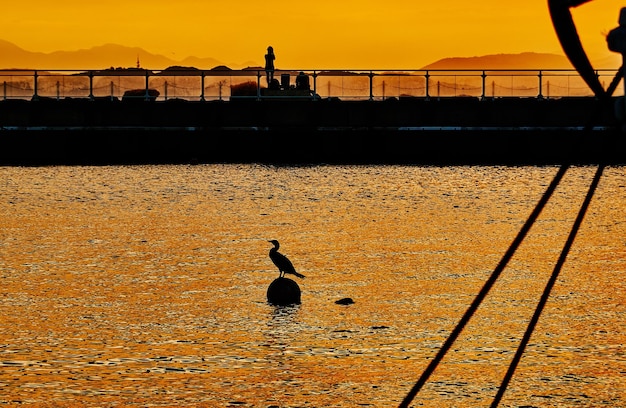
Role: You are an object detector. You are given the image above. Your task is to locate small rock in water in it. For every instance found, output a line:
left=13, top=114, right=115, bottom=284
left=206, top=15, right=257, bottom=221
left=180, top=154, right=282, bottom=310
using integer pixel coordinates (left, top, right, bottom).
left=335, top=297, right=354, bottom=305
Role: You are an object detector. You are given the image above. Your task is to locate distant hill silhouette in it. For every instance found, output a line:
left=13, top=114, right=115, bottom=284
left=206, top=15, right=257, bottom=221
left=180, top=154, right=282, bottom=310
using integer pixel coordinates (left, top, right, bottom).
left=420, top=52, right=573, bottom=70
left=0, top=40, right=617, bottom=71
left=0, top=39, right=253, bottom=70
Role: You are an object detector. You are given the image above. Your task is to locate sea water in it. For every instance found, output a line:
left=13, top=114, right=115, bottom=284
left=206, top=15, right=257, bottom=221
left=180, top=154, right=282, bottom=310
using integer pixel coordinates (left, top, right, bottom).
left=1, top=164, right=624, bottom=407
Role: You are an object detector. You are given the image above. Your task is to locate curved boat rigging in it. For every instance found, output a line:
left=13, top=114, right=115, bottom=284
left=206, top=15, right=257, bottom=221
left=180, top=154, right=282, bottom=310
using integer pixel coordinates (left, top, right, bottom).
left=399, top=3, right=622, bottom=407
left=547, top=0, right=609, bottom=97
left=549, top=1, right=626, bottom=122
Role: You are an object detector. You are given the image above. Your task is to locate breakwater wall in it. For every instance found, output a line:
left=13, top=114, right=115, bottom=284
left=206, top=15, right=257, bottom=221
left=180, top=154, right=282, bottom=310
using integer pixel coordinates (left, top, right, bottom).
left=0, top=97, right=624, bottom=165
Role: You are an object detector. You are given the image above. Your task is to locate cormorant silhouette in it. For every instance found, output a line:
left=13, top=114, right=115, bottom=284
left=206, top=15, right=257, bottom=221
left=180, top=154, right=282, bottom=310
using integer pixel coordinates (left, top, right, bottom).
left=268, top=240, right=305, bottom=279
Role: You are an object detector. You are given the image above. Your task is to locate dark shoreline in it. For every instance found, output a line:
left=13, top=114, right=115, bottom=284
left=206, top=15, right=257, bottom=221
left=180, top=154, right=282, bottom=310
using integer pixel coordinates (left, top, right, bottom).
left=0, top=97, right=624, bottom=166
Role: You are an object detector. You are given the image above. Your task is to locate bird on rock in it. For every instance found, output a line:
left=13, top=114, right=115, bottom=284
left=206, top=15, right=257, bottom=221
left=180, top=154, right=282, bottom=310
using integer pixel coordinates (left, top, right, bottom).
left=268, top=240, right=305, bottom=279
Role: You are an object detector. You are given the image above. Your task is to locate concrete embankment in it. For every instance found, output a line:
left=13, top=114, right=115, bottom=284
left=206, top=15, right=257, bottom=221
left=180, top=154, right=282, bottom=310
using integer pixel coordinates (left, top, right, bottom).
left=0, top=97, right=623, bottom=165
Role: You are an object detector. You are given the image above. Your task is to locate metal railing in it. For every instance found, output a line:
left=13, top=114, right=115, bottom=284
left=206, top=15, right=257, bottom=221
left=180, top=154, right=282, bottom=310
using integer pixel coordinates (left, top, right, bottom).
left=0, top=68, right=621, bottom=101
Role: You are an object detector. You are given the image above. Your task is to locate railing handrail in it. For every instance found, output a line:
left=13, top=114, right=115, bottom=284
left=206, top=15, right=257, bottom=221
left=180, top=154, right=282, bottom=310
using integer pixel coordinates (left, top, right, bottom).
left=0, top=68, right=619, bottom=72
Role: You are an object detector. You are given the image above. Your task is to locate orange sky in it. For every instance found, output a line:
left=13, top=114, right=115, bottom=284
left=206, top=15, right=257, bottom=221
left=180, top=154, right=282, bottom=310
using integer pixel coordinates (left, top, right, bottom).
left=2, top=0, right=624, bottom=68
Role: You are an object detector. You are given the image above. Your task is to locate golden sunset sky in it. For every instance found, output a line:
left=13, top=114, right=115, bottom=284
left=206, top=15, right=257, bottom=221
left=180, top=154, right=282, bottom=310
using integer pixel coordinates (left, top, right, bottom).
left=3, top=0, right=624, bottom=68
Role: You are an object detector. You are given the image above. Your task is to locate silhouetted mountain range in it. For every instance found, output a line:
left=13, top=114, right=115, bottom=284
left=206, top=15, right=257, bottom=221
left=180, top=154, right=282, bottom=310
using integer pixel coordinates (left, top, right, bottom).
left=0, top=39, right=617, bottom=71
left=421, top=52, right=573, bottom=70
left=0, top=40, right=255, bottom=70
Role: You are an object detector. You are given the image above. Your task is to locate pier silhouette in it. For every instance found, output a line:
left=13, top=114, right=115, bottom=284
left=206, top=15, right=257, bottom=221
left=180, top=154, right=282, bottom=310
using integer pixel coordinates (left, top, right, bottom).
left=0, top=95, right=623, bottom=166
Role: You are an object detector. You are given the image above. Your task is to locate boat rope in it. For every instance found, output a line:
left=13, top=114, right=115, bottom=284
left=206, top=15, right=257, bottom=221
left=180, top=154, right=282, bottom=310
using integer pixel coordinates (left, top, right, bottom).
left=490, top=163, right=605, bottom=407
left=490, top=66, right=619, bottom=406
left=398, top=164, right=569, bottom=408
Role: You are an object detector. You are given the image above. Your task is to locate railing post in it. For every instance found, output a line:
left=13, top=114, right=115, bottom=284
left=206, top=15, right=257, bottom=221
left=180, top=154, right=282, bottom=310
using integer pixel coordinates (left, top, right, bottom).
left=481, top=70, right=486, bottom=101
left=144, top=70, right=150, bottom=101
left=89, top=71, right=94, bottom=101
left=56, top=81, right=60, bottom=100
left=538, top=70, right=544, bottom=99
left=568, top=74, right=571, bottom=96
left=257, top=70, right=261, bottom=101
left=200, top=71, right=206, bottom=101
left=313, top=71, right=318, bottom=100
left=425, top=71, right=430, bottom=101
left=110, top=81, right=114, bottom=101
left=164, top=81, right=168, bottom=101
left=33, top=70, right=39, bottom=101
left=622, top=64, right=626, bottom=119
left=369, top=71, right=374, bottom=101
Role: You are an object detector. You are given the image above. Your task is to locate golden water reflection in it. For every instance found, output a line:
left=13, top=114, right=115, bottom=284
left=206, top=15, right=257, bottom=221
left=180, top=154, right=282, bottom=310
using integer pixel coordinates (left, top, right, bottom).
left=1, top=165, right=624, bottom=406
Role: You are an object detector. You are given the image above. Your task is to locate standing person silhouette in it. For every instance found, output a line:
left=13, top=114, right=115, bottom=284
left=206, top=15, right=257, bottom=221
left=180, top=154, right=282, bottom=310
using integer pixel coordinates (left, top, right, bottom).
left=264, top=46, right=276, bottom=86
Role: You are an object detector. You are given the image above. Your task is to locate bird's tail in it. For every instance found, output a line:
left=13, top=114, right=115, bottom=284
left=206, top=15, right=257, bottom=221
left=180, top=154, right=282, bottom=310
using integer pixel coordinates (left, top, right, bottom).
left=293, top=272, right=305, bottom=279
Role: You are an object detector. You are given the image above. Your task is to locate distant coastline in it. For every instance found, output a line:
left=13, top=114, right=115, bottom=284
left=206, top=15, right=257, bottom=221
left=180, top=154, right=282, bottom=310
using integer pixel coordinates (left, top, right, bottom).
left=3, top=39, right=618, bottom=71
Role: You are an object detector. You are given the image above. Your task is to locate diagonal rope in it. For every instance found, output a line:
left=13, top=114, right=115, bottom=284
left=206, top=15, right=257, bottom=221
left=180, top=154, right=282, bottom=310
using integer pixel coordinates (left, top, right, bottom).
left=490, top=163, right=605, bottom=407
left=489, top=66, right=618, bottom=405
left=399, top=164, right=570, bottom=408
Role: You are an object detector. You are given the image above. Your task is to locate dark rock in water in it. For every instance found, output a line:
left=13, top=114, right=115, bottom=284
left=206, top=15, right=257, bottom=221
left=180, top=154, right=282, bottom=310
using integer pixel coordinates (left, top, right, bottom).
left=335, top=297, right=354, bottom=305
left=267, top=277, right=301, bottom=306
